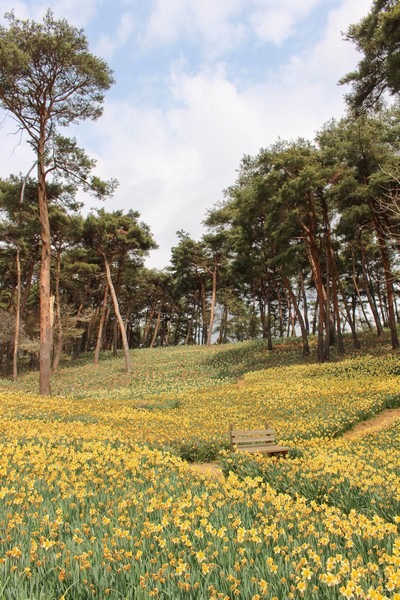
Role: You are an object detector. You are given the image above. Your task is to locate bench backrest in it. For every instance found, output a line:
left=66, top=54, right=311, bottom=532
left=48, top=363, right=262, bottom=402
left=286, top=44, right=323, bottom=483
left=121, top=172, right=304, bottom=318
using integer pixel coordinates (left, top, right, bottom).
left=230, top=423, right=276, bottom=452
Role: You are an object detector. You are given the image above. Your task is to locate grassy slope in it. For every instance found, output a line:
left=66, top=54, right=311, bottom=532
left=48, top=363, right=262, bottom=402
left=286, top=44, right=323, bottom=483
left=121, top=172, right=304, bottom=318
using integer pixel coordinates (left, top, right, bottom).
left=1, top=332, right=399, bottom=459
left=9, top=330, right=394, bottom=400
left=0, top=333, right=399, bottom=598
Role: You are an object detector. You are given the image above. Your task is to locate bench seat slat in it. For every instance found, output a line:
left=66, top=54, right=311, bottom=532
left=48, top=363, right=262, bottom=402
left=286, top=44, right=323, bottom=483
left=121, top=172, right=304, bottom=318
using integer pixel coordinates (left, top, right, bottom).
left=232, top=435, right=276, bottom=444
left=235, top=444, right=289, bottom=454
left=231, top=428, right=275, bottom=436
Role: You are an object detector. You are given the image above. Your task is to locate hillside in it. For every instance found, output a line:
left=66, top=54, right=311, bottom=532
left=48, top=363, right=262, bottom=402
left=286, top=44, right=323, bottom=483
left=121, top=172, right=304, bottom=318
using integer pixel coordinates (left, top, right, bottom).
left=0, top=335, right=399, bottom=598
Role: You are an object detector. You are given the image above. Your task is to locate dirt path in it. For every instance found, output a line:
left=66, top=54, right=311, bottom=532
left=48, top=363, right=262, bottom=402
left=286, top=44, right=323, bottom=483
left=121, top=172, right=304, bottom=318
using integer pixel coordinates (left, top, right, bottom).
left=190, top=407, right=400, bottom=476
left=342, top=407, right=400, bottom=440
left=189, top=462, right=223, bottom=478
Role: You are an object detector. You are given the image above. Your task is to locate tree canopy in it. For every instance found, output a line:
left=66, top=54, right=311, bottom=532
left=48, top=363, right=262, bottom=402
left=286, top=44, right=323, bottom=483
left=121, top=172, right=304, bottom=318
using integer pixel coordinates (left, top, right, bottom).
left=341, top=0, right=400, bottom=111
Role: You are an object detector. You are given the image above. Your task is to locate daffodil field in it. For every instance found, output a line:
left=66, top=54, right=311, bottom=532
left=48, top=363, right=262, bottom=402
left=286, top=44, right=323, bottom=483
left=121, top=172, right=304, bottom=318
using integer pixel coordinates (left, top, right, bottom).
left=0, top=339, right=399, bottom=598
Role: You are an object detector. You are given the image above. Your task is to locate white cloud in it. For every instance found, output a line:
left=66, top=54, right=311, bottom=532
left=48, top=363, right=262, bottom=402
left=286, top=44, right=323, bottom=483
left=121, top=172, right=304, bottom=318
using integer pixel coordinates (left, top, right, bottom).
left=311, top=0, right=367, bottom=82
left=142, top=0, right=330, bottom=54
left=142, top=0, right=246, bottom=57
left=0, top=113, right=34, bottom=178
left=249, top=0, right=323, bottom=45
left=0, top=0, right=100, bottom=28
left=94, top=11, right=136, bottom=59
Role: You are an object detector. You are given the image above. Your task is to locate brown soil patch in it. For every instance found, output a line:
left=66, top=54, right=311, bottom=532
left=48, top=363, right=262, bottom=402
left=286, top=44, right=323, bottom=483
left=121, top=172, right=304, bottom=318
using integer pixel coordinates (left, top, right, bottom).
left=237, top=379, right=246, bottom=388
left=190, top=463, right=223, bottom=478
left=343, top=407, right=400, bottom=440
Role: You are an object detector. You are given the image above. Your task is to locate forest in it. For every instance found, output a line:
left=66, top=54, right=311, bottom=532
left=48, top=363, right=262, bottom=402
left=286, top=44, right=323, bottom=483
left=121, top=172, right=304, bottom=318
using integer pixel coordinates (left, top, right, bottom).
left=0, top=1, right=400, bottom=391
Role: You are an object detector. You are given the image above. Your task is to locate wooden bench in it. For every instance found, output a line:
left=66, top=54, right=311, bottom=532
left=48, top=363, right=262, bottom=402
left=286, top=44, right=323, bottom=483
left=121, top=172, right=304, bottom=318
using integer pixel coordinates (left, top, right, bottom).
left=229, top=423, right=289, bottom=456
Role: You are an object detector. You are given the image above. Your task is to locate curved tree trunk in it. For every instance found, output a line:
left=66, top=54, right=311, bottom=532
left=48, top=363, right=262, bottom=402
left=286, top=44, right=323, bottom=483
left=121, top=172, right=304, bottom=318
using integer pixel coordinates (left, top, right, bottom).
left=283, top=275, right=310, bottom=356
left=143, top=306, right=155, bottom=347
left=94, top=283, right=109, bottom=365
left=150, top=309, right=161, bottom=348
left=304, top=236, right=325, bottom=362
left=102, top=253, right=131, bottom=373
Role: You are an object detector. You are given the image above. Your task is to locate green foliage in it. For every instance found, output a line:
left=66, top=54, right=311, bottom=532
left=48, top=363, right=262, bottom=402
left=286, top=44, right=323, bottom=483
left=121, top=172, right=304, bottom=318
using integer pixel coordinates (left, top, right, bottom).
left=341, top=0, right=400, bottom=111
left=83, top=208, right=157, bottom=261
left=173, top=437, right=224, bottom=462
left=0, top=10, right=114, bottom=128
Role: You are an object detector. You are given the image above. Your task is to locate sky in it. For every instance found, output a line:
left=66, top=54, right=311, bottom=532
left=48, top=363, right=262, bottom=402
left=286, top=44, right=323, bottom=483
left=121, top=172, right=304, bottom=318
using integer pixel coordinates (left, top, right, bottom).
left=0, top=0, right=370, bottom=268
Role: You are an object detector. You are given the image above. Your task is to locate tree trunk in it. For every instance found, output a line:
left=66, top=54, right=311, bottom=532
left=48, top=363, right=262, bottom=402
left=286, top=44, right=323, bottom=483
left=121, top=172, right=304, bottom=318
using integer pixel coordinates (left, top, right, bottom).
left=266, top=299, right=273, bottom=351
left=52, top=247, right=63, bottom=373
left=312, top=297, right=318, bottom=335
left=173, top=315, right=181, bottom=345
left=38, top=133, right=52, bottom=395
left=206, top=263, right=217, bottom=345
left=324, top=223, right=331, bottom=360
left=337, top=277, right=361, bottom=349
left=218, top=304, right=228, bottom=344
left=21, top=258, right=35, bottom=317
left=299, top=272, right=310, bottom=335
left=102, top=254, right=131, bottom=373
left=353, top=274, right=372, bottom=330
left=304, top=236, right=325, bottom=362
left=376, top=277, right=388, bottom=328
left=373, top=217, right=399, bottom=348
left=259, top=297, right=267, bottom=339
left=200, top=280, right=208, bottom=345
left=360, top=241, right=383, bottom=336
left=112, top=320, right=118, bottom=357
left=13, top=248, right=21, bottom=382
left=150, top=309, right=161, bottom=348
left=283, top=275, right=310, bottom=356
left=86, top=307, right=99, bottom=353
left=380, top=245, right=399, bottom=348
left=72, top=303, right=84, bottom=359
left=165, top=317, right=172, bottom=346
left=184, top=319, right=192, bottom=345
left=143, top=306, right=155, bottom=347
left=278, top=294, right=284, bottom=337
left=124, top=297, right=133, bottom=333
left=325, top=228, right=345, bottom=355
left=329, top=257, right=345, bottom=355
left=94, top=283, right=109, bottom=365
left=286, top=293, right=296, bottom=337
